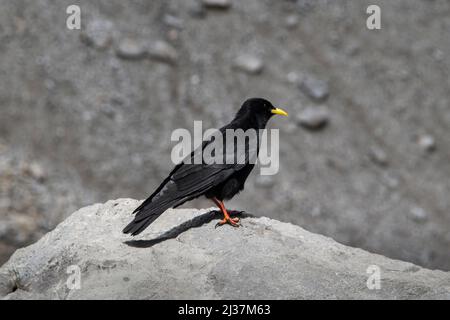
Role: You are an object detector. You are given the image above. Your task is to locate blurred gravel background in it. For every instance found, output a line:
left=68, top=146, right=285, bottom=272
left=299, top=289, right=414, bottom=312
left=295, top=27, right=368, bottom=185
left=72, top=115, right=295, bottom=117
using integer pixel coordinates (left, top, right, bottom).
left=1, top=0, right=450, bottom=270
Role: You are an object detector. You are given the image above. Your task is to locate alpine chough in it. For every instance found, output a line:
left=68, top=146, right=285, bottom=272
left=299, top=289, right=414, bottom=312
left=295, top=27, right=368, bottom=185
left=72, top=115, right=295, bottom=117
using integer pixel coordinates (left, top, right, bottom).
left=123, top=98, right=288, bottom=235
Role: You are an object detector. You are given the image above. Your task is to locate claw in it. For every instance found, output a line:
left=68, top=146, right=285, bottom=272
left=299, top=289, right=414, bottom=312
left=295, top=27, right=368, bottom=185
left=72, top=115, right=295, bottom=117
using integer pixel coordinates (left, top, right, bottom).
left=212, top=197, right=242, bottom=229
left=215, top=217, right=240, bottom=228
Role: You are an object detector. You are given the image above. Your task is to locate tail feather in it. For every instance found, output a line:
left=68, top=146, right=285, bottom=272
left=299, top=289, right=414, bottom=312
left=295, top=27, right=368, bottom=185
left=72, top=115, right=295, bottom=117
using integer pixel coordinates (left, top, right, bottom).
left=123, top=212, right=161, bottom=236
left=123, top=161, right=224, bottom=236
left=123, top=199, right=176, bottom=236
left=123, top=188, right=208, bottom=236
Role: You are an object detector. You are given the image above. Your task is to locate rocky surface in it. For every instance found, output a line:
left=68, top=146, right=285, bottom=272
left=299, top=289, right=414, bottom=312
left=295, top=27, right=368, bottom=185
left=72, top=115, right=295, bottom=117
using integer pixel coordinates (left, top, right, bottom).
left=1, top=0, right=450, bottom=272
left=1, top=199, right=449, bottom=300
left=0, top=144, right=90, bottom=264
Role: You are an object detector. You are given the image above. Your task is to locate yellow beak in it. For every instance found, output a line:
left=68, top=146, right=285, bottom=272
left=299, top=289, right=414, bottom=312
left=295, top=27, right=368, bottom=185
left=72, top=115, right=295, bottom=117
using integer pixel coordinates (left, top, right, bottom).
left=271, top=108, right=289, bottom=117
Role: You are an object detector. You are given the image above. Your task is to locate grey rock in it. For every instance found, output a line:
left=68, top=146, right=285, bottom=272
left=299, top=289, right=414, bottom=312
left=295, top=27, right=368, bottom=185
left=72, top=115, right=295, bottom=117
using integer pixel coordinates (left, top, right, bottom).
left=410, top=207, right=428, bottom=223
left=382, top=172, right=399, bottom=189
left=296, top=106, right=329, bottom=130
left=81, top=19, right=114, bottom=49
left=432, top=48, right=444, bottom=61
left=163, top=15, right=183, bottom=30
left=22, top=162, right=46, bottom=182
left=1, top=199, right=450, bottom=299
left=287, top=71, right=300, bottom=84
left=285, top=15, right=299, bottom=29
left=297, top=0, right=316, bottom=12
left=300, top=75, right=330, bottom=102
left=346, top=40, right=361, bottom=56
left=369, top=146, right=389, bottom=167
left=202, top=0, right=232, bottom=10
left=116, top=38, right=147, bottom=60
left=147, top=41, right=178, bottom=64
left=417, top=134, right=436, bottom=152
left=189, top=2, right=207, bottom=18
left=233, top=55, right=264, bottom=75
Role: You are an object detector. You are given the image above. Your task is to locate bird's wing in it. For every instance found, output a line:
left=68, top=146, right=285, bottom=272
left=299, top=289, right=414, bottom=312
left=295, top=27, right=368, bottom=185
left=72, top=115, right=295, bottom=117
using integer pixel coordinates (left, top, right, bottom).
left=169, top=125, right=259, bottom=195
left=132, top=130, right=253, bottom=218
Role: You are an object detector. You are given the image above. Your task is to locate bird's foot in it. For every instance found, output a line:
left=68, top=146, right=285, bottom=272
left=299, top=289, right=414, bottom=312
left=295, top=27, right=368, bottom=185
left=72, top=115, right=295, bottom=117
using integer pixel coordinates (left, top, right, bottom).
left=215, top=216, right=240, bottom=228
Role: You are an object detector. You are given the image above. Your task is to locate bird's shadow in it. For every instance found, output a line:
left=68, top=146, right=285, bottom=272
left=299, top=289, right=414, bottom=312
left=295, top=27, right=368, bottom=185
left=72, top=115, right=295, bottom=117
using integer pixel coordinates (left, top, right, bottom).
left=124, top=210, right=253, bottom=248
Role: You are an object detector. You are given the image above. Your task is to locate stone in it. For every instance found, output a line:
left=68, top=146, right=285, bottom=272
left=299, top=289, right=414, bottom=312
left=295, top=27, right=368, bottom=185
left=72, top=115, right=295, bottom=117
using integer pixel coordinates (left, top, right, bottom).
left=202, top=0, right=232, bottom=10
left=285, top=15, right=299, bottom=29
left=287, top=72, right=300, bottom=84
left=432, top=48, right=444, bottom=62
left=417, top=134, right=436, bottom=152
left=163, top=15, right=183, bottom=30
left=189, top=2, right=207, bottom=18
left=233, top=55, right=264, bottom=75
left=116, top=38, right=147, bottom=60
left=22, top=162, right=46, bottom=182
left=300, top=75, right=330, bottom=102
left=147, top=41, right=178, bottom=64
left=81, top=19, right=114, bottom=49
left=1, top=199, right=450, bottom=299
left=296, top=106, right=329, bottom=130
left=382, top=172, right=399, bottom=189
left=410, top=207, right=428, bottom=223
left=369, top=146, right=388, bottom=166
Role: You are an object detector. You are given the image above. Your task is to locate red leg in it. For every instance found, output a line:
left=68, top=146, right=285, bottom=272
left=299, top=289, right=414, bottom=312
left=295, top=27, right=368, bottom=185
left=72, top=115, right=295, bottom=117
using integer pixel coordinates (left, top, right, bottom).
left=212, top=197, right=240, bottom=228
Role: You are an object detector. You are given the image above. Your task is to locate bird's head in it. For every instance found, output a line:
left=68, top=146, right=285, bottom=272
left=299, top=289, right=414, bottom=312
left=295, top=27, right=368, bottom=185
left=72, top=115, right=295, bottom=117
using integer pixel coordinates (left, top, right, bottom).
left=235, top=98, right=288, bottom=128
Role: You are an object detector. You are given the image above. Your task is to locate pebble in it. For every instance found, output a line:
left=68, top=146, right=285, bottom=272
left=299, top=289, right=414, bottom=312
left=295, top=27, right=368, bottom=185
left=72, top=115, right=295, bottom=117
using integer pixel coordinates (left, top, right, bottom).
left=287, top=72, right=300, bottom=84
left=369, top=146, right=388, bottom=166
left=147, top=41, right=178, bottom=64
left=300, top=74, right=330, bottom=102
left=432, top=48, right=444, bottom=62
left=116, top=38, right=147, bottom=60
left=382, top=172, right=399, bottom=189
left=202, top=0, right=232, bottom=9
left=234, top=55, right=264, bottom=75
left=346, top=40, right=361, bottom=56
left=296, top=106, right=329, bottom=130
left=189, top=2, right=207, bottom=18
left=285, top=15, right=299, bottom=29
left=417, top=134, right=435, bottom=152
left=23, top=162, right=46, bottom=182
left=81, top=19, right=114, bottom=49
left=163, top=15, right=183, bottom=29
left=409, top=206, right=428, bottom=223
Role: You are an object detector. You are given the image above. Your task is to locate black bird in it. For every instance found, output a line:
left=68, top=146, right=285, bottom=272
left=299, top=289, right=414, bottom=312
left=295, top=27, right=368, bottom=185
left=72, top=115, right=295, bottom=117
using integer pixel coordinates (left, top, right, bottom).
left=123, top=98, right=288, bottom=236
